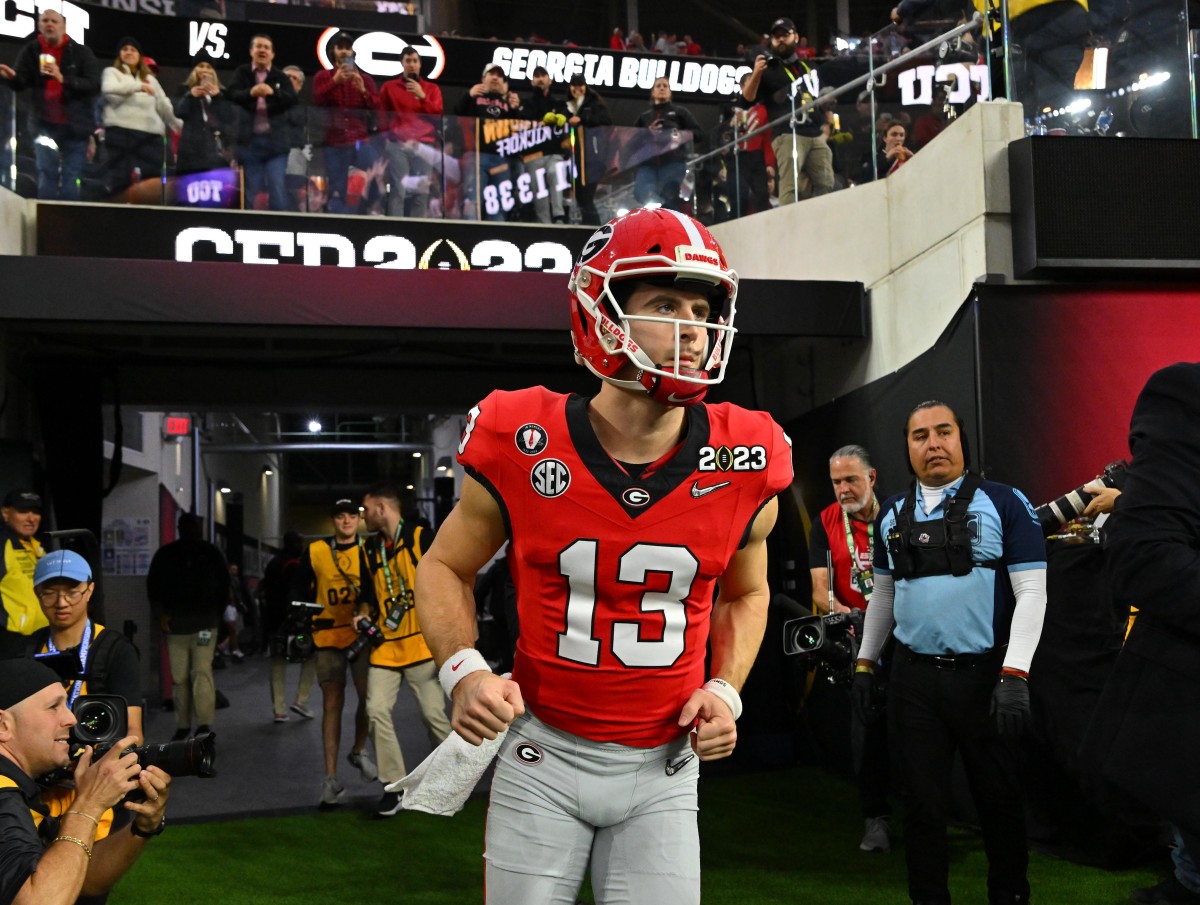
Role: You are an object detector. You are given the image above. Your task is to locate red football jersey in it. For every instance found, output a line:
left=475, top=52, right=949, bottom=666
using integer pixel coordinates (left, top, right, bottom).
left=457, top=387, right=793, bottom=747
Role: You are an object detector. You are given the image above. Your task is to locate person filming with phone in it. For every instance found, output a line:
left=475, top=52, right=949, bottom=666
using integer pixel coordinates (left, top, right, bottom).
left=311, top=31, right=378, bottom=215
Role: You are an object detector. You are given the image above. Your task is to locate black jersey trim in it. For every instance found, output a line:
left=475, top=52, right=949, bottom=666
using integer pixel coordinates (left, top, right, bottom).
left=462, top=463, right=514, bottom=540
left=564, top=394, right=712, bottom=519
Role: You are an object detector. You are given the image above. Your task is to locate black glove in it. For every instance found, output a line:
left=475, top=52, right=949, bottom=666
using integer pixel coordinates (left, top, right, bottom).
left=851, top=669, right=875, bottom=723
left=990, top=674, right=1030, bottom=737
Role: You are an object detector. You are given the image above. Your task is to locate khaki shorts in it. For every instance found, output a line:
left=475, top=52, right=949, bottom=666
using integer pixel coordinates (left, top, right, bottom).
left=316, top=646, right=369, bottom=686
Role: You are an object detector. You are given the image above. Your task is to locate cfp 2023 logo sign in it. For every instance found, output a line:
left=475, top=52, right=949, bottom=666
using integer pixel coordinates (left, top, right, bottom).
left=0, top=0, right=90, bottom=43
left=174, top=226, right=575, bottom=272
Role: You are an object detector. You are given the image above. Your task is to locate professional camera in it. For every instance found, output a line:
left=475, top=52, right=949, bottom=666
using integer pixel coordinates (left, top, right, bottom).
left=344, top=616, right=385, bottom=663
left=271, top=600, right=325, bottom=663
left=72, top=694, right=217, bottom=778
left=1035, top=459, right=1127, bottom=534
left=782, top=608, right=864, bottom=686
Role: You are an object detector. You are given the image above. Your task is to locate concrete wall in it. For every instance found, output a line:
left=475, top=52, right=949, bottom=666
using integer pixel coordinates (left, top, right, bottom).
left=713, top=99, right=1026, bottom=411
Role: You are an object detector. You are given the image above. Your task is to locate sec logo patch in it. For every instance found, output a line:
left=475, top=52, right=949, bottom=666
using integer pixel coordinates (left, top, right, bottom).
left=531, top=459, right=571, bottom=498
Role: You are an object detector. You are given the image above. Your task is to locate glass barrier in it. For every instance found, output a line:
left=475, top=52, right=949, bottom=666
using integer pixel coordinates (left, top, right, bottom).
left=1000, top=0, right=1194, bottom=137
left=2, top=14, right=1195, bottom=226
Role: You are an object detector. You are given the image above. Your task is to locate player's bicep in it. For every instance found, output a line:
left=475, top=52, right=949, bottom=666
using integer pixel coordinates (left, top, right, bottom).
left=719, top=496, right=778, bottom=603
left=420, top=474, right=508, bottom=585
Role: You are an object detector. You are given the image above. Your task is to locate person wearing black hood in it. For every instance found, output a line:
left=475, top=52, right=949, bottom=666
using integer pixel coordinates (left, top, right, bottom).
left=632, top=76, right=702, bottom=212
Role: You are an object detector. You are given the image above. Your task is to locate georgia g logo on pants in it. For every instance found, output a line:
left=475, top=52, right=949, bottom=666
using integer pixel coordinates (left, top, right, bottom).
left=514, top=743, right=543, bottom=766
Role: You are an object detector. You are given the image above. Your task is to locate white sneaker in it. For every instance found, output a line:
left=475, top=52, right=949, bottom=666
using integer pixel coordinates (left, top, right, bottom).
left=320, top=775, right=345, bottom=807
left=860, top=816, right=891, bottom=853
left=348, top=750, right=378, bottom=782
left=290, top=702, right=314, bottom=720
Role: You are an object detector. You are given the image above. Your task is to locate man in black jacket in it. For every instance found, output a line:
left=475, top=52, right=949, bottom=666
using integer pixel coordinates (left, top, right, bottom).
left=632, top=77, right=702, bottom=212
left=226, top=34, right=298, bottom=211
left=1089, top=362, right=1200, bottom=903
left=0, top=8, right=99, bottom=200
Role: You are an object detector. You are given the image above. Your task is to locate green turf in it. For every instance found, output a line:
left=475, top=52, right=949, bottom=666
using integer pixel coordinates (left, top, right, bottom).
left=113, top=767, right=1161, bottom=904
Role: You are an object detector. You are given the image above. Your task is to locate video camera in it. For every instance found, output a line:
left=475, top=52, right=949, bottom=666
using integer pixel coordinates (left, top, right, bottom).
left=782, top=608, right=864, bottom=687
left=1035, top=459, right=1127, bottom=534
left=271, top=601, right=326, bottom=663
left=344, top=616, right=385, bottom=663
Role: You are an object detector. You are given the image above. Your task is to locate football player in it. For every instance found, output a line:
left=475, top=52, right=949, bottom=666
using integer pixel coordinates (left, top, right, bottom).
left=415, top=207, right=793, bottom=904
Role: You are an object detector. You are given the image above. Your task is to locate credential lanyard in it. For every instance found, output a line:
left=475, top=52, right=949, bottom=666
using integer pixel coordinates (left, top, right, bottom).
left=376, top=522, right=409, bottom=601
left=843, top=506, right=875, bottom=601
left=47, top=619, right=92, bottom=708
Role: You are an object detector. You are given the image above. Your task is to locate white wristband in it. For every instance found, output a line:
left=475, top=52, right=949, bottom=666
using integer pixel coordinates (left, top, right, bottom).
left=701, top=678, right=743, bottom=721
left=438, top=648, right=491, bottom=698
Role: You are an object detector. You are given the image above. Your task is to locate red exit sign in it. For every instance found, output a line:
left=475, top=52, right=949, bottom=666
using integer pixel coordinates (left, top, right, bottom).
left=164, top=416, right=192, bottom=437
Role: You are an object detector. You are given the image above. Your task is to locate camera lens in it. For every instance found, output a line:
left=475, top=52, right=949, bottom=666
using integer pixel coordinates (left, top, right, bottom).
left=74, top=699, right=119, bottom=743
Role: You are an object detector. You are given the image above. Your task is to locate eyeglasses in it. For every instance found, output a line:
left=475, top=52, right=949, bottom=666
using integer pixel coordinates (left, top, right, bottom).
left=36, top=586, right=89, bottom=605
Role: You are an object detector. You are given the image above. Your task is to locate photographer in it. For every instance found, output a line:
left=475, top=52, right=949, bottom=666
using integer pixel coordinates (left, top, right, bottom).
left=27, top=551, right=143, bottom=746
left=808, top=445, right=893, bottom=853
left=0, top=659, right=170, bottom=905
left=358, top=484, right=449, bottom=817
left=290, top=500, right=377, bottom=807
left=740, top=16, right=833, bottom=204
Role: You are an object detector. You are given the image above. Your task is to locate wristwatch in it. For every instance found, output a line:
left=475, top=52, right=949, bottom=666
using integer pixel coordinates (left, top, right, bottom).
left=130, top=815, right=166, bottom=838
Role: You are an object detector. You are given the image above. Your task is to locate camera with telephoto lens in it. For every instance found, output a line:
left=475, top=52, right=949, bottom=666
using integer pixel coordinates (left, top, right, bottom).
left=270, top=601, right=324, bottom=663
left=344, top=616, right=385, bottom=663
left=782, top=609, right=864, bottom=686
left=1034, top=460, right=1127, bottom=533
left=72, top=695, right=217, bottom=778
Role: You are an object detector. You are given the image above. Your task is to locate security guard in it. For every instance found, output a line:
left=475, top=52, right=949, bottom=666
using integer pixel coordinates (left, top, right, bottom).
left=855, top=401, right=1047, bottom=905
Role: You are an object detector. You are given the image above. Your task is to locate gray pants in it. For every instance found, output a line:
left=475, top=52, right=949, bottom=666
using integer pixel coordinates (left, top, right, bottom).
left=484, top=710, right=700, bottom=905
left=384, top=139, right=433, bottom=218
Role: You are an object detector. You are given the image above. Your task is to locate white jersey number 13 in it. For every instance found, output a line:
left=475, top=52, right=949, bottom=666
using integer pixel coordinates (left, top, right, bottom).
left=556, top=540, right=699, bottom=668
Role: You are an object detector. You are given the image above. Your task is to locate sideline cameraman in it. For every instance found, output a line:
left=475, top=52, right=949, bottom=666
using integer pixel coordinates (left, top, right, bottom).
left=290, top=500, right=378, bottom=807
left=808, top=445, right=893, bottom=854
left=27, top=551, right=143, bottom=746
left=0, top=659, right=170, bottom=905
left=358, top=484, right=450, bottom=817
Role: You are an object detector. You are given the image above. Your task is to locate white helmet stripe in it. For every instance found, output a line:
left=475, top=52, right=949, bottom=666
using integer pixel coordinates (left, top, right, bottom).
left=662, top=207, right=706, bottom=248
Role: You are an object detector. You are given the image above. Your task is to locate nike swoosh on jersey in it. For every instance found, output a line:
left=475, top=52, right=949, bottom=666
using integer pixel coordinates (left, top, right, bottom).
left=690, top=480, right=731, bottom=498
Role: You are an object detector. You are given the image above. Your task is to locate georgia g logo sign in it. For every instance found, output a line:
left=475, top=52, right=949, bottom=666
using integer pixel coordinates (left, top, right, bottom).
left=316, top=28, right=446, bottom=80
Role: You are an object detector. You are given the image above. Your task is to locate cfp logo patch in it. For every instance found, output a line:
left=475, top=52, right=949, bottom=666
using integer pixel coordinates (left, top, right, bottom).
left=515, top=423, right=548, bottom=456
left=531, top=459, right=571, bottom=498
left=514, top=743, right=543, bottom=766
left=698, top=445, right=767, bottom=472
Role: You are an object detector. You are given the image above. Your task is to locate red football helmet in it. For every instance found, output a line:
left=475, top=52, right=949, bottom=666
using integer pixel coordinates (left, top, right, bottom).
left=568, top=208, right=738, bottom=406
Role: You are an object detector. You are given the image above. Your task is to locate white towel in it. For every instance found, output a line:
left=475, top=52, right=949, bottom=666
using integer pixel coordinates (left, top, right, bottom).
left=386, top=729, right=506, bottom=816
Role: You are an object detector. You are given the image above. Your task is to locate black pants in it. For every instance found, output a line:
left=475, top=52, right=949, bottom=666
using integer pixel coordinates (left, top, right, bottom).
left=890, top=648, right=1029, bottom=905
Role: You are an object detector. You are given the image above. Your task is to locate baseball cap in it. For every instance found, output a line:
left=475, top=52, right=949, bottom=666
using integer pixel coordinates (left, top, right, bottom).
left=0, top=659, right=63, bottom=710
left=330, top=31, right=354, bottom=48
left=3, top=489, right=42, bottom=511
left=482, top=62, right=505, bottom=79
left=34, top=549, right=93, bottom=587
left=331, top=498, right=360, bottom=516
left=770, top=17, right=796, bottom=34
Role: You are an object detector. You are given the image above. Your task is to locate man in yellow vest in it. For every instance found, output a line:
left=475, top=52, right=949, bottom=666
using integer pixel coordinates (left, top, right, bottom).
left=0, top=490, right=48, bottom=659
left=356, top=483, right=450, bottom=817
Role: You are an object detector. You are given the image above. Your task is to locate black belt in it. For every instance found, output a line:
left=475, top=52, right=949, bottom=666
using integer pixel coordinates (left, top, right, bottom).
left=899, top=643, right=999, bottom=671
